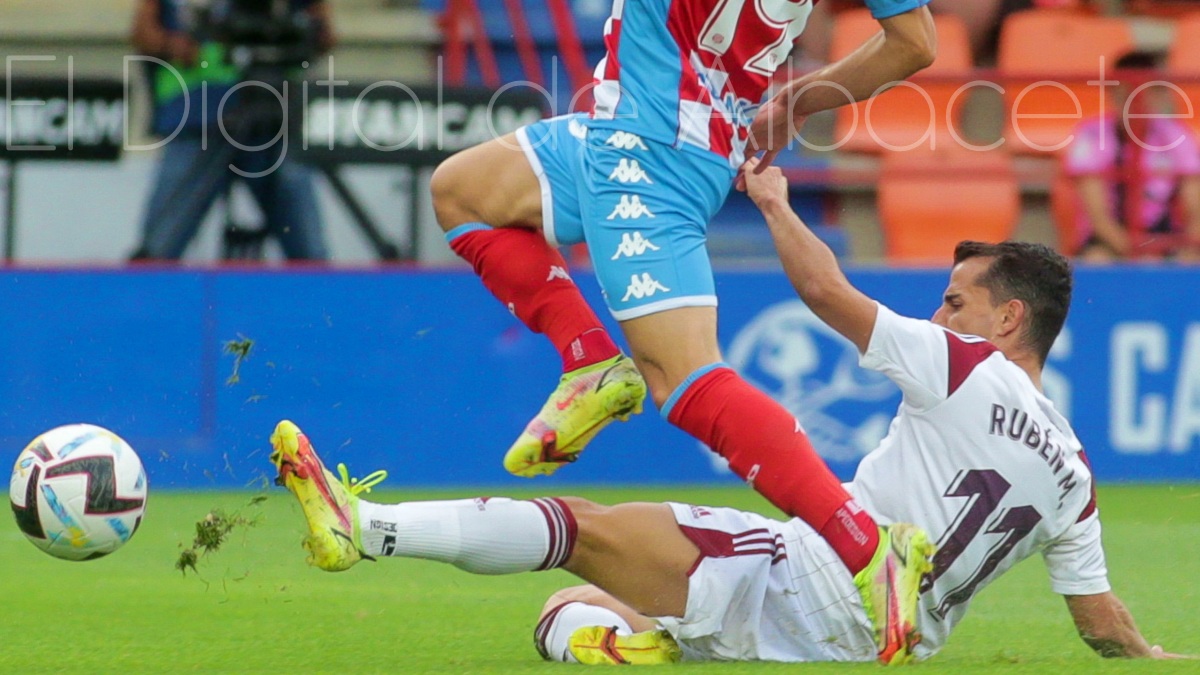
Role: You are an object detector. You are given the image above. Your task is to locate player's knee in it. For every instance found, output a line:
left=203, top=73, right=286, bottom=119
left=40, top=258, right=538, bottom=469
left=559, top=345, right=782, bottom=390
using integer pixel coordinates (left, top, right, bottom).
left=559, top=497, right=630, bottom=555
left=430, top=156, right=478, bottom=230
left=541, top=584, right=602, bottom=617
left=556, top=496, right=603, bottom=521
left=556, top=497, right=606, bottom=541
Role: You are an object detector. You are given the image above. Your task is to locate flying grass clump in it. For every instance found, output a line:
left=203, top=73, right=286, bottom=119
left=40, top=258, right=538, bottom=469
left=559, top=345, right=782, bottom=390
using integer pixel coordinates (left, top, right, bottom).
left=223, top=335, right=254, bottom=385
left=175, top=496, right=267, bottom=575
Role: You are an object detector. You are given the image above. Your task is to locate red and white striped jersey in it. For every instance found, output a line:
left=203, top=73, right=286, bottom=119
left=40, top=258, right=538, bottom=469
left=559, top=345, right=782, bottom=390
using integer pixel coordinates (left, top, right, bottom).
left=589, top=0, right=820, bottom=168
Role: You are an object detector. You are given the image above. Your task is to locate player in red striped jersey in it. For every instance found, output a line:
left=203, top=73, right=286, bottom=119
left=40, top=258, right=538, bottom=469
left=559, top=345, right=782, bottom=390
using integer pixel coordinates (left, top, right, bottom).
left=428, top=1, right=939, bottom=658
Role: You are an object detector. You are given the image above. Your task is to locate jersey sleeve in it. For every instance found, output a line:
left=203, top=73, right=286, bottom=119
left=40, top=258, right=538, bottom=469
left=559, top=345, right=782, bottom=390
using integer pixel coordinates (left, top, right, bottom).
left=1042, top=512, right=1112, bottom=596
left=864, top=0, right=931, bottom=20
left=859, top=303, right=997, bottom=411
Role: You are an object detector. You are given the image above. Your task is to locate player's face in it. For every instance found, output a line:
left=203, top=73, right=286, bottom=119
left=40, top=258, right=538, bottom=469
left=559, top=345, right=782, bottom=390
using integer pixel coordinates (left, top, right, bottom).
left=932, top=257, right=1001, bottom=340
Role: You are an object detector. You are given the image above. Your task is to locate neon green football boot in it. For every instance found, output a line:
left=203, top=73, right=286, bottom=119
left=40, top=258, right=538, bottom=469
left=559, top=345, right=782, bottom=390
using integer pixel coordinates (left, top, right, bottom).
left=568, top=626, right=683, bottom=665
left=269, top=420, right=387, bottom=572
left=503, top=354, right=646, bottom=477
left=853, top=523, right=936, bottom=665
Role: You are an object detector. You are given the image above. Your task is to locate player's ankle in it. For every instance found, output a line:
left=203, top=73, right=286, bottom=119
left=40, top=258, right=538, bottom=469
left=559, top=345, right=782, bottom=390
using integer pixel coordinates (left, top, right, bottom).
left=817, top=501, right=880, bottom=576
left=560, top=328, right=620, bottom=372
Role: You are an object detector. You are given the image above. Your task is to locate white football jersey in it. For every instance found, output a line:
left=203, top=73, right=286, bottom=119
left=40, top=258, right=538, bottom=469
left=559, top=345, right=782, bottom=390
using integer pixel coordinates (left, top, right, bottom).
left=846, top=304, right=1110, bottom=658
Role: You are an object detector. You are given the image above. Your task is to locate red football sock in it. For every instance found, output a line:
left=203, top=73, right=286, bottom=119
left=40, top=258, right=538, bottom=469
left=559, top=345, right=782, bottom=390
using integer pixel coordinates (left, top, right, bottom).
left=448, top=226, right=620, bottom=371
left=666, top=366, right=879, bottom=575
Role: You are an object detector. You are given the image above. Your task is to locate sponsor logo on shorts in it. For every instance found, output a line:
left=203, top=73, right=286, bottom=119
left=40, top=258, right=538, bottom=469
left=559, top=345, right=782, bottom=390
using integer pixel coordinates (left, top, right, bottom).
left=608, top=159, right=653, bottom=184
left=621, top=273, right=670, bottom=301
left=611, top=232, right=661, bottom=260
left=605, top=131, right=649, bottom=151
left=690, top=505, right=712, bottom=518
left=607, top=195, right=655, bottom=220
left=546, top=265, right=571, bottom=282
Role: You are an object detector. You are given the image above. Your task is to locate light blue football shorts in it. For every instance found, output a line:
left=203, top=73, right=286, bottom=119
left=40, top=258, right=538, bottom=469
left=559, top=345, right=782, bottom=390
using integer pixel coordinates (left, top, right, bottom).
left=515, top=113, right=735, bottom=321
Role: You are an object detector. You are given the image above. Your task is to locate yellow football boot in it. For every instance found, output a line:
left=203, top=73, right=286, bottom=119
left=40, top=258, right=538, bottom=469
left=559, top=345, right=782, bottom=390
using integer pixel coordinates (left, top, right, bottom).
left=568, top=626, right=683, bottom=666
left=853, top=523, right=936, bottom=665
left=503, top=354, right=646, bottom=477
left=269, top=420, right=386, bottom=572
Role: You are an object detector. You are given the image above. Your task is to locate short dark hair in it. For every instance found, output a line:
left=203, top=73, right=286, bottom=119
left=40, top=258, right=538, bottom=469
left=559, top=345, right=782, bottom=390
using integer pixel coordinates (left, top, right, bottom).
left=953, top=241, right=1073, bottom=364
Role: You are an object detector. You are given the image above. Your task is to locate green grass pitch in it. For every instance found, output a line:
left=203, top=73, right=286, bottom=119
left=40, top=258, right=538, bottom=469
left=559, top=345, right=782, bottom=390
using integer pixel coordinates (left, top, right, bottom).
left=1, top=484, right=1197, bottom=674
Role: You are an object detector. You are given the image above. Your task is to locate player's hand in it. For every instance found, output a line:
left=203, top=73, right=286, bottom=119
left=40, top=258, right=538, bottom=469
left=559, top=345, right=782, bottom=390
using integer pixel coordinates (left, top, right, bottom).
left=737, top=157, right=789, bottom=210
left=747, top=93, right=805, bottom=173
left=1150, top=645, right=1197, bottom=659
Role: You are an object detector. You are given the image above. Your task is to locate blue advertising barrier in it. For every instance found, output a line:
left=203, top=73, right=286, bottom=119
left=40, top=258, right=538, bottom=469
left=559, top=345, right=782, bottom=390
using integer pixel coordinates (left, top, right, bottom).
left=0, top=266, right=1197, bottom=489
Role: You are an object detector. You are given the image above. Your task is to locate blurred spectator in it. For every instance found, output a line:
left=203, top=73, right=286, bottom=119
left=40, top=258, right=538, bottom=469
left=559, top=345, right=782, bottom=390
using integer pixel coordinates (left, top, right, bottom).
left=1062, top=51, right=1200, bottom=262
left=129, top=0, right=333, bottom=262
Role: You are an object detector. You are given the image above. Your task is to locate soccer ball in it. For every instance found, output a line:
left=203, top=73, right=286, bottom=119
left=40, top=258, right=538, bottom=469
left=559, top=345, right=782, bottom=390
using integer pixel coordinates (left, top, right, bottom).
left=9, top=424, right=148, bottom=561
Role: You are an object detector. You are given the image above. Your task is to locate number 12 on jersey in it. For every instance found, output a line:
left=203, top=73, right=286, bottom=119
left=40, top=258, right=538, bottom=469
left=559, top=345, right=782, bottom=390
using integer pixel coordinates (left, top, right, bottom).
left=698, top=0, right=812, bottom=76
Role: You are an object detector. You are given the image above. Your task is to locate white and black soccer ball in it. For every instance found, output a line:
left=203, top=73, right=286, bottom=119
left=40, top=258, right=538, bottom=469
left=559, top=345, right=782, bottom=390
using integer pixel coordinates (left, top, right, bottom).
left=9, top=424, right=148, bottom=561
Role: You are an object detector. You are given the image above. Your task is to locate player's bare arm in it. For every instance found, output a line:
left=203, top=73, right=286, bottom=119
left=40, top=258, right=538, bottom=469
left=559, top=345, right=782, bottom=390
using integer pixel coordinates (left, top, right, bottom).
left=748, top=5, right=936, bottom=170
left=1065, top=592, right=1192, bottom=659
left=739, top=158, right=876, bottom=353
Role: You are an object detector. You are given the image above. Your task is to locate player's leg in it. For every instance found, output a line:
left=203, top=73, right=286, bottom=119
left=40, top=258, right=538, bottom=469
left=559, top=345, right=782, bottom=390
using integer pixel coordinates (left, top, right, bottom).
left=269, top=419, right=696, bottom=603
left=359, top=497, right=698, bottom=618
left=541, top=585, right=660, bottom=634
left=429, top=133, right=544, bottom=234
left=620, top=307, right=879, bottom=572
left=579, top=133, right=933, bottom=663
left=430, top=118, right=645, bottom=477
left=535, top=585, right=683, bottom=664
left=431, top=128, right=616, bottom=371
left=575, top=127, right=879, bottom=574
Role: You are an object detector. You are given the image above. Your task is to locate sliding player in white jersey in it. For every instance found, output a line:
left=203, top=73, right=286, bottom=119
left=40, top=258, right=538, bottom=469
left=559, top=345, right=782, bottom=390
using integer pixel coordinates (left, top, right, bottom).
left=268, top=159, right=1187, bottom=665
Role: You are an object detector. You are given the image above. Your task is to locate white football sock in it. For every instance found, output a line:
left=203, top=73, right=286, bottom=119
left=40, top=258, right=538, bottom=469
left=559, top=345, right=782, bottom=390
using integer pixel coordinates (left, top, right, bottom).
left=535, top=601, right=633, bottom=663
left=356, top=497, right=576, bottom=574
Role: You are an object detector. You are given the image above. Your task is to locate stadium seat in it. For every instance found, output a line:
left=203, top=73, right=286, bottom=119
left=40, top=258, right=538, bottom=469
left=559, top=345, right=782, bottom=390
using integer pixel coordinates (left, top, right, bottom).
left=998, top=10, right=1134, bottom=154
left=831, top=10, right=973, bottom=153
left=1166, top=13, right=1200, bottom=137
left=1128, top=0, right=1200, bottom=19
left=1049, top=169, right=1082, bottom=255
left=877, top=146, right=1020, bottom=263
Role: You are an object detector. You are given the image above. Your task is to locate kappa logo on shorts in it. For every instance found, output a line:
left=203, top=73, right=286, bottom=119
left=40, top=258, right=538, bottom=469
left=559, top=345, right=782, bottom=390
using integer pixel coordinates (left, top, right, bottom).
left=605, top=131, right=649, bottom=151
left=607, top=195, right=655, bottom=220
left=611, top=232, right=661, bottom=260
left=608, top=159, right=653, bottom=184
left=546, top=265, right=572, bottom=282
left=621, top=273, right=670, bottom=301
